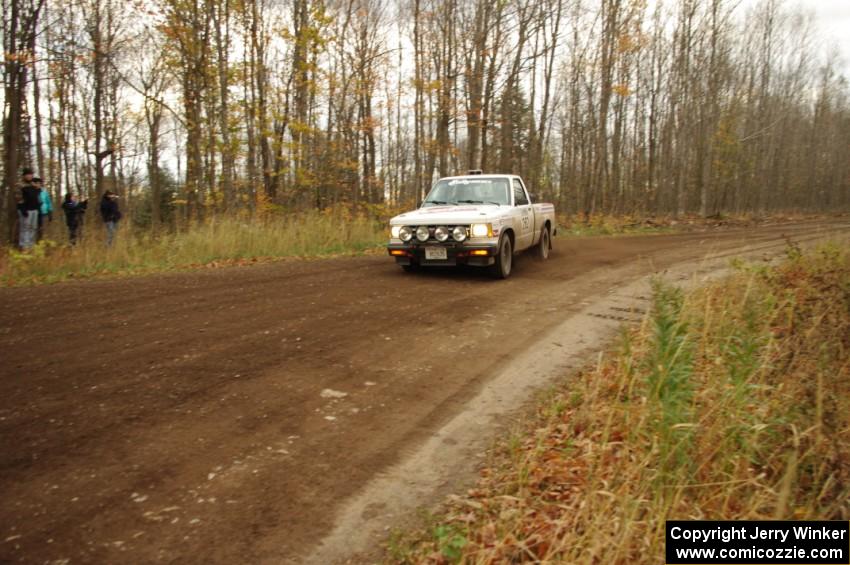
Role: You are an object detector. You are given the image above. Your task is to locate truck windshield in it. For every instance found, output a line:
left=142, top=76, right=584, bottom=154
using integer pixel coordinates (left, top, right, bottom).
left=422, top=178, right=510, bottom=207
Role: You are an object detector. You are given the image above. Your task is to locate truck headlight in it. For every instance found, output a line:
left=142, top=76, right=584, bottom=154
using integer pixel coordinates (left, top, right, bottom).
left=415, top=226, right=430, bottom=242
left=451, top=226, right=467, bottom=242
left=391, top=225, right=401, bottom=239
left=398, top=226, right=414, bottom=242
left=470, top=223, right=492, bottom=238
left=434, top=226, right=449, bottom=242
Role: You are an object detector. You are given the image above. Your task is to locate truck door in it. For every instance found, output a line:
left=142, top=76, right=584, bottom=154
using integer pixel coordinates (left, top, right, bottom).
left=512, top=178, right=534, bottom=250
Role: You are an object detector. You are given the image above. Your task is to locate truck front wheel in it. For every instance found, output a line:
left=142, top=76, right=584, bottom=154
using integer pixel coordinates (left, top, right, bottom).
left=490, top=233, right=513, bottom=279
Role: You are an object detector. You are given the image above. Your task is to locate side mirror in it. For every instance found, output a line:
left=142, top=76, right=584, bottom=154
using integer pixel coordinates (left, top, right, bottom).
left=528, top=193, right=538, bottom=203
left=417, top=200, right=423, bottom=208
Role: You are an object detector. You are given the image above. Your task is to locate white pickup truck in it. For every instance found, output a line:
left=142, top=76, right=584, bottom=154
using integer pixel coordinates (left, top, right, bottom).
left=387, top=172, right=556, bottom=278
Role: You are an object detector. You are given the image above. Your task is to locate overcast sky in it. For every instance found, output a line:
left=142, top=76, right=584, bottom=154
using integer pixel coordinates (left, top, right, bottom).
left=768, top=0, right=850, bottom=74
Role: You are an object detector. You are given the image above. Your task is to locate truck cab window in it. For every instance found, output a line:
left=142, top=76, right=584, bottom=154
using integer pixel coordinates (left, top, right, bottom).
left=513, top=179, right=529, bottom=206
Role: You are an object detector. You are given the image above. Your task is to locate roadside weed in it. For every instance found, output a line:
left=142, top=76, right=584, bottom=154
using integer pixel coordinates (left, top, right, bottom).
left=433, top=524, right=468, bottom=562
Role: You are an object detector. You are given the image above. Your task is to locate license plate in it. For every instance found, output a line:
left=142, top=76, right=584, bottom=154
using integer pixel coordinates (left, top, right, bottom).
left=425, top=246, right=448, bottom=260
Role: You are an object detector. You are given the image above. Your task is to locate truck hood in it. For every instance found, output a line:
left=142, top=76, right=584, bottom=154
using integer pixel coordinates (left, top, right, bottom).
left=390, top=205, right=505, bottom=226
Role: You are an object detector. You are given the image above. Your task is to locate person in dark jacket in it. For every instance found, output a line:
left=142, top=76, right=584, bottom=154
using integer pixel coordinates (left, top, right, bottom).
left=100, top=190, right=122, bottom=246
left=17, top=167, right=40, bottom=250
left=62, top=193, right=88, bottom=245
left=15, top=170, right=29, bottom=242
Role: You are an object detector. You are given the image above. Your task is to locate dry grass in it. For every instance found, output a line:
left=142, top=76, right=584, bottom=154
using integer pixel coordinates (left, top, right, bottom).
left=0, top=209, right=387, bottom=286
left=557, top=213, right=675, bottom=236
left=389, top=243, right=850, bottom=564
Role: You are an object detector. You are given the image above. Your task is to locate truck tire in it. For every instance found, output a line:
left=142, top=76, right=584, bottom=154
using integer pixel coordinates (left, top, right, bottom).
left=535, top=225, right=551, bottom=260
left=401, top=262, right=419, bottom=273
left=490, top=233, right=513, bottom=279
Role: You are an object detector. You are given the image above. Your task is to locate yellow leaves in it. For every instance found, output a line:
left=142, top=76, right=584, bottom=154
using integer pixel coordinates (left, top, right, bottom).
left=337, top=158, right=359, bottom=173
left=411, top=78, right=444, bottom=94
left=617, top=32, right=647, bottom=54
left=312, top=5, right=335, bottom=28
left=157, top=22, right=183, bottom=41
left=4, top=50, right=36, bottom=65
left=288, top=119, right=313, bottom=135
left=612, top=83, right=632, bottom=97
left=358, top=115, right=379, bottom=133
left=278, top=8, right=331, bottom=52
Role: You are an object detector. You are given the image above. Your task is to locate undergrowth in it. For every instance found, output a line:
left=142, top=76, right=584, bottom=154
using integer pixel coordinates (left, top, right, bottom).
left=0, top=210, right=386, bottom=286
left=389, top=243, right=850, bottom=564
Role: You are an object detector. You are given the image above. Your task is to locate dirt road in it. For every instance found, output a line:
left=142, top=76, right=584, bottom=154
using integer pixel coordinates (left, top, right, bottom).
left=0, top=219, right=846, bottom=564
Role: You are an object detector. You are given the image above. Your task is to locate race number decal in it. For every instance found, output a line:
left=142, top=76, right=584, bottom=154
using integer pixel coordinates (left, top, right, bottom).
left=522, top=215, right=530, bottom=230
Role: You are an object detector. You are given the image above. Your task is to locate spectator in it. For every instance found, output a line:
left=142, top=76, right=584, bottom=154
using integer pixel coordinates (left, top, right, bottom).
left=17, top=168, right=40, bottom=250
left=62, top=193, right=88, bottom=245
left=33, top=176, right=53, bottom=242
left=100, top=190, right=122, bottom=246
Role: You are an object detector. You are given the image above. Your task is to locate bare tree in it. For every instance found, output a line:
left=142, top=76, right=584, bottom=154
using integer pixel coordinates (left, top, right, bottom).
left=2, top=0, right=44, bottom=241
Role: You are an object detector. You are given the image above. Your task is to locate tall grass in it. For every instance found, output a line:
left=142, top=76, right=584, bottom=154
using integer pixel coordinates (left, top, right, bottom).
left=0, top=210, right=387, bottom=285
left=390, top=243, right=850, bottom=564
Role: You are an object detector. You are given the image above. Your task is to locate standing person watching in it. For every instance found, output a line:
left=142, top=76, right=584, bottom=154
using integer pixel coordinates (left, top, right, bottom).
left=100, top=190, right=122, bottom=246
left=17, top=168, right=40, bottom=250
left=62, top=193, right=88, bottom=245
left=33, top=177, right=53, bottom=242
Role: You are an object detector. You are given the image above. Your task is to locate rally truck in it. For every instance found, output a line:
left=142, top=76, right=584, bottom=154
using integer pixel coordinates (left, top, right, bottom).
left=387, top=172, right=556, bottom=279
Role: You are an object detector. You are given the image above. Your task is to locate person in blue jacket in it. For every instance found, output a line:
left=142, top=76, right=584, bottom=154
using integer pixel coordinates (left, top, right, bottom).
left=33, top=176, right=53, bottom=242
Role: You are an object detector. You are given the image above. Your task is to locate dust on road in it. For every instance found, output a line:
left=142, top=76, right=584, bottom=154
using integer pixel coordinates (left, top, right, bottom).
left=0, top=219, right=846, bottom=563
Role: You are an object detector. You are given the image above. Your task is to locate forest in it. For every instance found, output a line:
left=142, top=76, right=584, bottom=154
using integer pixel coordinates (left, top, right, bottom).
left=2, top=0, right=849, bottom=240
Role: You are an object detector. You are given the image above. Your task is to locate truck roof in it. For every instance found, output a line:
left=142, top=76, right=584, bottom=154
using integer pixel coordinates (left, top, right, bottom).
left=438, top=173, right=520, bottom=181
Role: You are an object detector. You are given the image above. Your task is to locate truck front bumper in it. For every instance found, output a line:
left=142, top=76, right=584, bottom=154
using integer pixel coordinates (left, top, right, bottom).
left=387, top=241, right=499, bottom=267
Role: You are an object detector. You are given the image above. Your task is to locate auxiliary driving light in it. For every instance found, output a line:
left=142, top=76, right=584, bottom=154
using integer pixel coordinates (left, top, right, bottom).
left=434, top=226, right=450, bottom=242
left=452, top=226, right=468, bottom=242
left=415, top=225, right=430, bottom=242
left=398, top=226, right=414, bottom=242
